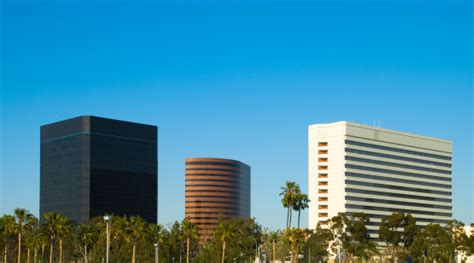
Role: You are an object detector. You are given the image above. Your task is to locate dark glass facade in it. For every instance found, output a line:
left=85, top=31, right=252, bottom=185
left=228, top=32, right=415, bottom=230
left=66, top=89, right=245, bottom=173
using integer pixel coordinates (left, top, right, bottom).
left=40, top=116, right=157, bottom=223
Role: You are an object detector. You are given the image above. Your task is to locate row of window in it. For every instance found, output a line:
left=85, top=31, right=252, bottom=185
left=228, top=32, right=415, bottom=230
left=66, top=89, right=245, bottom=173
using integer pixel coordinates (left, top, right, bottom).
left=346, top=156, right=451, bottom=175
left=345, top=212, right=451, bottom=225
left=345, top=140, right=451, bottom=161
left=346, top=172, right=451, bottom=189
left=186, top=211, right=239, bottom=216
left=185, top=195, right=240, bottom=200
left=345, top=180, right=451, bottom=196
left=186, top=173, right=241, bottom=179
left=185, top=190, right=240, bottom=194
left=186, top=168, right=240, bottom=173
left=186, top=184, right=240, bottom=189
left=345, top=204, right=452, bottom=217
left=346, top=164, right=451, bottom=182
left=346, top=148, right=451, bottom=168
left=186, top=178, right=239, bottom=183
left=186, top=161, right=242, bottom=168
left=186, top=200, right=240, bottom=205
left=345, top=196, right=452, bottom=210
left=345, top=188, right=451, bottom=203
left=186, top=206, right=239, bottom=210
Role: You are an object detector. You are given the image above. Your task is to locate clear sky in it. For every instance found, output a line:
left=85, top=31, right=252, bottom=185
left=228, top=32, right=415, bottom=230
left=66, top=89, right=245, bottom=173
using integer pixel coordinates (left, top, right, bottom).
left=1, top=0, right=472, bottom=229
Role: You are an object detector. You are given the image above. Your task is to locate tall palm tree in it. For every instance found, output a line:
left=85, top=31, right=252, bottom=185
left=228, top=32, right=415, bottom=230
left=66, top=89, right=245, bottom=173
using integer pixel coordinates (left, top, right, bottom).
left=43, top=212, right=69, bottom=263
left=1, top=215, right=16, bottom=263
left=181, top=219, right=199, bottom=263
left=293, top=193, right=310, bottom=228
left=216, top=221, right=235, bottom=263
left=14, top=208, right=36, bottom=263
left=124, top=216, right=146, bottom=263
left=24, top=217, right=39, bottom=263
left=280, top=181, right=300, bottom=228
left=75, top=224, right=97, bottom=263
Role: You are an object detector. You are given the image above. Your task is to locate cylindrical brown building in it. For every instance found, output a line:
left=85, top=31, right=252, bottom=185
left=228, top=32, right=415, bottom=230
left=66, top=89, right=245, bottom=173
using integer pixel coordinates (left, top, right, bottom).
left=185, top=157, right=250, bottom=242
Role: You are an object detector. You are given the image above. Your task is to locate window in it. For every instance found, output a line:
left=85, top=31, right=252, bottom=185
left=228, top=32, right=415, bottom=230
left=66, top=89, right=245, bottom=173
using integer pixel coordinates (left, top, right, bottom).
left=318, top=142, right=328, bottom=146
left=318, top=197, right=328, bottom=201
left=318, top=166, right=328, bottom=170
left=318, top=189, right=328, bottom=194
left=318, top=205, right=328, bottom=209
left=318, top=181, right=328, bottom=186
left=319, top=213, right=328, bottom=217
left=319, top=220, right=329, bottom=225
left=318, top=150, right=328, bottom=154
left=318, top=158, right=328, bottom=163
left=318, top=174, right=328, bottom=178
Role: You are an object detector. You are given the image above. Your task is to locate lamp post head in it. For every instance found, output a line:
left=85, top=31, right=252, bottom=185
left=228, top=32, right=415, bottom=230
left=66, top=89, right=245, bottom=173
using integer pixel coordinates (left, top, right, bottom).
left=154, top=243, right=158, bottom=248
left=104, top=215, right=113, bottom=221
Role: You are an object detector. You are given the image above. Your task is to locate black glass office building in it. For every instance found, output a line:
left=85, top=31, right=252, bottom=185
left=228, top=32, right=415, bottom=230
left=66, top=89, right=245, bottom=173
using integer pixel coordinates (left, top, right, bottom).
left=40, top=116, right=157, bottom=223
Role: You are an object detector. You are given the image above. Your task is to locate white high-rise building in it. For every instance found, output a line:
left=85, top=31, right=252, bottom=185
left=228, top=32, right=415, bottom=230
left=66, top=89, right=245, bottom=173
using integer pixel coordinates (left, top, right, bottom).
left=308, top=121, right=452, bottom=239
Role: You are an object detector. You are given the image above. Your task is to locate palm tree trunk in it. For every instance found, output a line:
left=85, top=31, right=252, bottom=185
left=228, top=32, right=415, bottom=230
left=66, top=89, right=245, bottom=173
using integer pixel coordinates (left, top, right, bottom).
left=18, top=232, right=22, bottom=263
left=289, top=208, right=292, bottom=228
left=297, top=210, right=301, bottom=228
left=59, top=239, right=63, bottom=263
left=34, top=248, right=37, bottom=263
left=27, top=246, right=31, bottom=263
left=186, top=237, right=190, bottom=263
left=287, top=207, right=291, bottom=228
left=41, top=244, right=45, bottom=263
left=221, top=240, right=226, bottom=263
left=49, top=239, right=53, bottom=263
left=4, top=246, right=7, bottom=263
left=132, top=244, right=136, bottom=263
left=84, top=245, right=88, bottom=263
left=272, top=239, right=276, bottom=263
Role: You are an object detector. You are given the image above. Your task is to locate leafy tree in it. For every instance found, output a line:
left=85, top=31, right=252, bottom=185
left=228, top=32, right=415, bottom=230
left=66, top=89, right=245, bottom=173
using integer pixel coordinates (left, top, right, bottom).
left=345, top=213, right=377, bottom=261
left=379, top=212, right=418, bottom=261
left=446, top=220, right=468, bottom=262
left=302, top=224, right=331, bottom=262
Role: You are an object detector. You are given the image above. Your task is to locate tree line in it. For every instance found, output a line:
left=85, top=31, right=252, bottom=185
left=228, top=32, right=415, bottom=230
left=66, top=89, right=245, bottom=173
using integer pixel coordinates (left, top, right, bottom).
left=1, top=181, right=473, bottom=262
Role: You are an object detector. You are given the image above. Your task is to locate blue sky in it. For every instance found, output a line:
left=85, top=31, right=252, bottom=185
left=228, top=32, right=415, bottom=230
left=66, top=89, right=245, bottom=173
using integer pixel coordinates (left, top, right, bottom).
left=1, top=0, right=472, bottom=228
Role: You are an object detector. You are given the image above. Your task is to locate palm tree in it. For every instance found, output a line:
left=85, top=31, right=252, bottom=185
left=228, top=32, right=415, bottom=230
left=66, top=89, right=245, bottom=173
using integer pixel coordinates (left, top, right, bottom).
left=75, top=224, right=97, bottom=263
left=43, top=212, right=69, bottom=263
left=284, top=228, right=309, bottom=263
left=1, top=215, right=16, bottom=263
left=14, top=208, right=36, bottom=263
left=293, top=193, right=310, bottom=228
left=27, top=221, right=45, bottom=263
left=124, top=216, right=146, bottom=263
left=23, top=217, right=39, bottom=263
left=280, top=181, right=300, bottom=228
left=216, top=221, right=235, bottom=263
left=268, top=231, right=280, bottom=263
left=148, top=223, right=164, bottom=262
left=182, top=219, right=199, bottom=263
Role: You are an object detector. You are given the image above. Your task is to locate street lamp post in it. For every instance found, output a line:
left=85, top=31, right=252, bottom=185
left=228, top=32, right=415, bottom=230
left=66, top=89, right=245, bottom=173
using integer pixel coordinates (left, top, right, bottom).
left=103, top=215, right=112, bottom=263
left=154, top=243, right=159, bottom=263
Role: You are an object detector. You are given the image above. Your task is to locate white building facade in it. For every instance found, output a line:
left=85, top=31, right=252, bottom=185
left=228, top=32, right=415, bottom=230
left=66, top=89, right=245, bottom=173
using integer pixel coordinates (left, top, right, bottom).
left=308, top=121, right=452, bottom=239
